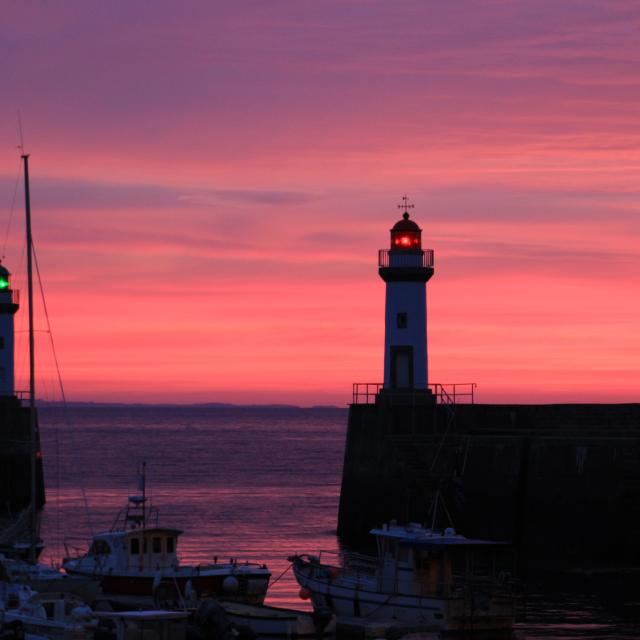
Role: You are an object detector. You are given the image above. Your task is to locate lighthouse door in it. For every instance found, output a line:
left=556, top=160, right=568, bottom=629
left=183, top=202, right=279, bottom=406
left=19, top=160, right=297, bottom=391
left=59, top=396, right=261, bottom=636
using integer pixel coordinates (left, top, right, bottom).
left=390, top=346, right=413, bottom=389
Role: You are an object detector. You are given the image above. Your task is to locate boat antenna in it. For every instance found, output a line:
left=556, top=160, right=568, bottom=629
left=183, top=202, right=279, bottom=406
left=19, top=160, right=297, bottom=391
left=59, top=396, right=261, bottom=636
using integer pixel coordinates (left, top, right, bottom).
left=17, top=110, right=25, bottom=154
left=430, top=488, right=439, bottom=531
left=141, top=462, right=146, bottom=529
left=22, top=152, right=37, bottom=562
left=427, top=485, right=455, bottom=531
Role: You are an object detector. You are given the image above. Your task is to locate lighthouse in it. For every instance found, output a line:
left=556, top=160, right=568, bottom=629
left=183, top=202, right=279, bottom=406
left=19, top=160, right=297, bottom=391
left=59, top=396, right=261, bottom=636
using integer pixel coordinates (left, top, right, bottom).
left=0, top=261, right=19, bottom=397
left=378, top=198, right=434, bottom=392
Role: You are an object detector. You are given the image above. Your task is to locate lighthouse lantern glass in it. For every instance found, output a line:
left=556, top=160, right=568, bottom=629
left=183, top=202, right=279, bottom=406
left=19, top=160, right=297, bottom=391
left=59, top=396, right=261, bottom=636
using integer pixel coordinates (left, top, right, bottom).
left=0, top=277, right=8, bottom=290
left=391, top=230, right=421, bottom=250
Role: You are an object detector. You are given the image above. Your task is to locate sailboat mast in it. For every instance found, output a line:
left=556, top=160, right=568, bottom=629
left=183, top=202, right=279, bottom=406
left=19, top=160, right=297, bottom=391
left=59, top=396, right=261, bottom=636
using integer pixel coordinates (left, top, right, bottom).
left=22, top=153, right=37, bottom=562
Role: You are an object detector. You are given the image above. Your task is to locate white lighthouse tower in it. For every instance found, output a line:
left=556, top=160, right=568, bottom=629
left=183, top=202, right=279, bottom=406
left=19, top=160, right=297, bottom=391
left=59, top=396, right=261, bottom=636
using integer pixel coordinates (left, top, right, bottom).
left=0, top=261, right=19, bottom=397
left=378, top=198, right=434, bottom=392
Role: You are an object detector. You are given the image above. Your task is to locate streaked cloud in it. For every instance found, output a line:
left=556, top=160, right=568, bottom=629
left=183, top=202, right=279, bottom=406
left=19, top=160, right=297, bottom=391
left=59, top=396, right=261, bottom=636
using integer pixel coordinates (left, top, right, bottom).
left=1, top=1, right=639, bottom=403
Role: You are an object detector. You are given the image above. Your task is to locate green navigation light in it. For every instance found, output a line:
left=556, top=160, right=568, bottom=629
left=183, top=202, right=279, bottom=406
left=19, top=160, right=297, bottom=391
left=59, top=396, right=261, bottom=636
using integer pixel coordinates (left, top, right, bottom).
left=0, top=278, right=9, bottom=289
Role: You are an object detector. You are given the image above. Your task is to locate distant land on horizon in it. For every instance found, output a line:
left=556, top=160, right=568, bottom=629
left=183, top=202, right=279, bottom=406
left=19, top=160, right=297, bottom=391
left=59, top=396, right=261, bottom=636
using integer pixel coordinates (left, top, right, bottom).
left=37, top=400, right=346, bottom=411
left=36, top=399, right=640, bottom=410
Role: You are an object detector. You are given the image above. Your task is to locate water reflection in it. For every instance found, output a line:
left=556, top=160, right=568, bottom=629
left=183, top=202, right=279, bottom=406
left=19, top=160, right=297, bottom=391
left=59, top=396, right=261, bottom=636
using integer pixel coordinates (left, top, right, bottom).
left=37, top=406, right=640, bottom=638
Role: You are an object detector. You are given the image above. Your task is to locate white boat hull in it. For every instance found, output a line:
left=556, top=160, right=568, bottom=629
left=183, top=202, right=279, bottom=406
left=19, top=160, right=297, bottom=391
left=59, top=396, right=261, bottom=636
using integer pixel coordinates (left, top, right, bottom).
left=64, top=562, right=270, bottom=603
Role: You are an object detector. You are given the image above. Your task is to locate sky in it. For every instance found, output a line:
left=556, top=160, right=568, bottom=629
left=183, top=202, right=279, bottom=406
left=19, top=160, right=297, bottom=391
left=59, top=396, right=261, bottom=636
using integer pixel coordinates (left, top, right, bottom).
left=1, top=1, right=639, bottom=405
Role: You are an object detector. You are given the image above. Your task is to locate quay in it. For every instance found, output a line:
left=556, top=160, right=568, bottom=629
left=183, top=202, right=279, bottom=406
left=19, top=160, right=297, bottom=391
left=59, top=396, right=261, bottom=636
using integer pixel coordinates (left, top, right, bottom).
left=338, top=391, right=640, bottom=569
left=337, top=201, right=640, bottom=571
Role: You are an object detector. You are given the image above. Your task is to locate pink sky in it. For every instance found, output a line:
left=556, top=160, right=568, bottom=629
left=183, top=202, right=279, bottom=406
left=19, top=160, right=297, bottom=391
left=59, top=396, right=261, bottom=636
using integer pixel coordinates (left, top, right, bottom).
left=1, top=1, right=639, bottom=404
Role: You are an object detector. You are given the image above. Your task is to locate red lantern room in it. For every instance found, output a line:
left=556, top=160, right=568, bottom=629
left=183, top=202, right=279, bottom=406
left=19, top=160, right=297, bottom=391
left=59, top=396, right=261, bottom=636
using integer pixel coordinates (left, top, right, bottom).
left=390, top=212, right=422, bottom=251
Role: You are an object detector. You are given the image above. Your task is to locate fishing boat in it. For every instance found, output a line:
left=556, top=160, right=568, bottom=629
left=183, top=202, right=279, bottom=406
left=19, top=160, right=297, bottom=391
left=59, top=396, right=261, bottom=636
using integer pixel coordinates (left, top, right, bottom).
left=289, top=520, right=516, bottom=635
left=63, top=464, right=271, bottom=604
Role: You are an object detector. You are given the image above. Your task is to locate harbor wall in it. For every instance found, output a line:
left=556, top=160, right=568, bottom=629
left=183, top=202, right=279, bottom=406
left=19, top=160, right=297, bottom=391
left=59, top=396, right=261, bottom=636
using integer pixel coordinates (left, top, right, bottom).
left=0, top=395, right=45, bottom=518
left=337, top=401, right=640, bottom=570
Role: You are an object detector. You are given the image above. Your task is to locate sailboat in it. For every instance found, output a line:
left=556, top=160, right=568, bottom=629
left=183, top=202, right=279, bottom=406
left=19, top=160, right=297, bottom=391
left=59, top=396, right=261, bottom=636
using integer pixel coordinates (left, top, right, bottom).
left=0, top=154, right=100, bottom=600
left=0, top=154, right=44, bottom=561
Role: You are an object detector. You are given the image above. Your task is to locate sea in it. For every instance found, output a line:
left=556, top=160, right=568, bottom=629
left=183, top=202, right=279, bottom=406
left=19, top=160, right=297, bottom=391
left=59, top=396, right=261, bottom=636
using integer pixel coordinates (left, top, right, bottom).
left=37, top=404, right=640, bottom=639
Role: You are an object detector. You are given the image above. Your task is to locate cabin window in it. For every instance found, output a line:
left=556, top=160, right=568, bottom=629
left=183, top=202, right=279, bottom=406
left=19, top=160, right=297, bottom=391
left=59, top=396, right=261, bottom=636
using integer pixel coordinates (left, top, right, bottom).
left=167, top=537, right=175, bottom=553
left=153, top=537, right=162, bottom=553
left=130, top=538, right=140, bottom=555
left=396, top=546, right=410, bottom=563
left=0, top=337, right=4, bottom=349
left=89, top=540, right=110, bottom=556
left=416, top=551, right=431, bottom=569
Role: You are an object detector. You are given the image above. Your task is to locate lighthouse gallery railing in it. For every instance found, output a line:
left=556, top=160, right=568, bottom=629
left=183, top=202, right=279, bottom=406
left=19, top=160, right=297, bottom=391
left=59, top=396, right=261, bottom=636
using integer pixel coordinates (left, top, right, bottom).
left=378, top=249, right=434, bottom=268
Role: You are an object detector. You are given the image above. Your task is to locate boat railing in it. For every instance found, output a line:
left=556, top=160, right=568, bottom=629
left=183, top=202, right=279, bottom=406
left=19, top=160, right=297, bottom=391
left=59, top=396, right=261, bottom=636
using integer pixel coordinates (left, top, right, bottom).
left=318, top=549, right=378, bottom=575
left=63, top=539, right=88, bottom=559
left=447, top=571, right=516, bottom=597
left=110, top=504, right=159, bottom=531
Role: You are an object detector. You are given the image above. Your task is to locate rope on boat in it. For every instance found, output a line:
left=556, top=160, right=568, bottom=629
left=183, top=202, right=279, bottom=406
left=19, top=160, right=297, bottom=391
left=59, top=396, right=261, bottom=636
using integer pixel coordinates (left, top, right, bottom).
left=172, top=575, right=187, bottom=610
left=362, top=592, right=394, bottom=619
left=269, top=563, right=292, bottom=587
left=33, top=242, right=96, bottom=540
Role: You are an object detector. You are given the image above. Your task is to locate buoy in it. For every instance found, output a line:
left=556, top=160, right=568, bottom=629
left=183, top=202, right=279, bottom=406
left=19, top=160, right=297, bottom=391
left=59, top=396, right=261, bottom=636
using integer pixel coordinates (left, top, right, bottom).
left=222, top=576, right=240, bottom=593
left=71, top=604, right=93, bottom=619
left=299, top=587, right=311, bottom=600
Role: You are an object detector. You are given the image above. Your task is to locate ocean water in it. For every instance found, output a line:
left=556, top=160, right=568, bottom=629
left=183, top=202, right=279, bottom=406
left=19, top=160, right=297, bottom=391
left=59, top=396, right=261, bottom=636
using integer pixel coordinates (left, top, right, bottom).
left=37, top=405, right=640, bottom=639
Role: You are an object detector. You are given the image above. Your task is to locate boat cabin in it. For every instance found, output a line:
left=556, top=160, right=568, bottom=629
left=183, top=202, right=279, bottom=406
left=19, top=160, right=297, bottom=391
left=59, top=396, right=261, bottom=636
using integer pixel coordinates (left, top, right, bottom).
left=371, top=522, right=510, bottom=597
left=82, top=527, right=183, bottom=572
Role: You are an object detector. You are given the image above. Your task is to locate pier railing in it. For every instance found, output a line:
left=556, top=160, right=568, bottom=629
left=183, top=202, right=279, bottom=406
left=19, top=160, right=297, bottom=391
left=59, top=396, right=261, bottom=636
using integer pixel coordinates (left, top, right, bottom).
left=0, top=289, right=19, bottom=304
left=352, top=382, right=476, bottom=405
left=378, top=249, right=434, bottom=268
left=432, top=383, right=477, bottom=405
left=352, top=383, right=383, bottom=404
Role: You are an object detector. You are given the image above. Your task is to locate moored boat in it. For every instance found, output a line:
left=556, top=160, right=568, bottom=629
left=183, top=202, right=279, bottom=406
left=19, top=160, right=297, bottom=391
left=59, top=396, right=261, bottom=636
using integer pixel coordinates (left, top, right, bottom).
left=0, top=582, right=96, bottom=640
left=62, top=465, right=271, bottom=604
left=93, top=610, right=190, bottom=640
left=218, top=600, right=335, bottom=639
left=0, top=553, right=101, bottom=601
left=289, top=520, right=516, bottom=635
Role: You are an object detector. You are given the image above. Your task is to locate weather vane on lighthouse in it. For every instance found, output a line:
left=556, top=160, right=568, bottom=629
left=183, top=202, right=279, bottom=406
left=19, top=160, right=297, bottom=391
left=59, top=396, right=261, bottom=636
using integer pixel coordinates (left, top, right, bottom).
left=398, top=195, right=415, bottom=217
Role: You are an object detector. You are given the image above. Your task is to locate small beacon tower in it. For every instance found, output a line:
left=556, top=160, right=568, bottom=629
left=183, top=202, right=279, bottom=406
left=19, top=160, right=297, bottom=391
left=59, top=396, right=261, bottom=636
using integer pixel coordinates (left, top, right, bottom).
left=378, top=197, right=434, bottom=394
left=0, top=262, right=19, bottom=397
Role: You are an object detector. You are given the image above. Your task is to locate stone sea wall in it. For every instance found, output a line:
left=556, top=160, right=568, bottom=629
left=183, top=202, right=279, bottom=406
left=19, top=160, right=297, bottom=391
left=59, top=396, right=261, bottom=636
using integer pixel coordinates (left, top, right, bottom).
left=337, top=402, right=640, bottom=570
